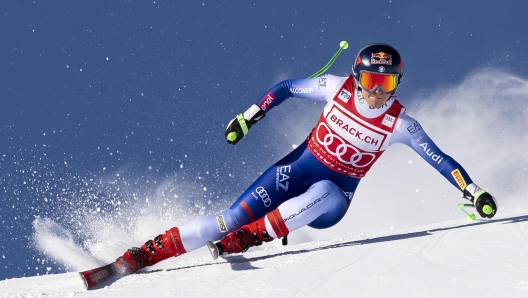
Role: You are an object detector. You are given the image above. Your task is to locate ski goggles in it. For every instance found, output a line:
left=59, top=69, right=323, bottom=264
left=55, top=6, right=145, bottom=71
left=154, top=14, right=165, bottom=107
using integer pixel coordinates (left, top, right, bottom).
left=357, top=71, right=399, bottom=94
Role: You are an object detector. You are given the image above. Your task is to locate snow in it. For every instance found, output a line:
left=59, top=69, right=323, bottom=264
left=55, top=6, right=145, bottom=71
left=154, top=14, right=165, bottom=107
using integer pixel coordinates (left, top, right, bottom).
left=3, top=214, right=528, bottom=297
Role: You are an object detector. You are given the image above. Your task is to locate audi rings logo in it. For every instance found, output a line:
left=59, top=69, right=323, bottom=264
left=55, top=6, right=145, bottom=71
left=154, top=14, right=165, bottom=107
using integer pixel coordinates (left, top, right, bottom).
left=255, top=186, right=272, bottom=207
left=316, top=122, right=376, bottom=168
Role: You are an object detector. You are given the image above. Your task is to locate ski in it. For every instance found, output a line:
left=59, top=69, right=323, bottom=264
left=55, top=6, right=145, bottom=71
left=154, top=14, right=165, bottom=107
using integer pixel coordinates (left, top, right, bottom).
left=79, top=260, right=127, bottom=290
left=206, top=241, right=220, bottom=260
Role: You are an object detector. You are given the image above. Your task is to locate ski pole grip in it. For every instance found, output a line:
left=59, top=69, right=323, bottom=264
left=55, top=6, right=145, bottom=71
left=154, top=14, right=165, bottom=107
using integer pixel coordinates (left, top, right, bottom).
left=482, top=204, right=493, bottom=215
left=227, top=131, right=237, bottom=142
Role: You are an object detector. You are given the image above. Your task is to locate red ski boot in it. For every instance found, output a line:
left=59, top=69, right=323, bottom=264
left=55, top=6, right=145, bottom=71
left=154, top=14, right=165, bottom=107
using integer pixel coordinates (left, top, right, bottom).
left=216, top=209, right=289, bottom=255
left=115, top=227, right=186, bottom=274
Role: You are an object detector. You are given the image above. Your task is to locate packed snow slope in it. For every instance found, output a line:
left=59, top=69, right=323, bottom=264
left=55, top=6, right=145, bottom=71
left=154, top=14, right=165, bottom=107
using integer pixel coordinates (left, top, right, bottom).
left=2, top=212, right=528, bottom=297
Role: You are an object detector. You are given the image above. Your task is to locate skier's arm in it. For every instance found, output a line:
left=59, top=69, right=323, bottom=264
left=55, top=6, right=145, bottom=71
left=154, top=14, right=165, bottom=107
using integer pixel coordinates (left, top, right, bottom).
left=255, top=75, right=344, bottom=112
left=392, top=113, right=497, bottom=218
left=225, top=74, right=346, bottom=145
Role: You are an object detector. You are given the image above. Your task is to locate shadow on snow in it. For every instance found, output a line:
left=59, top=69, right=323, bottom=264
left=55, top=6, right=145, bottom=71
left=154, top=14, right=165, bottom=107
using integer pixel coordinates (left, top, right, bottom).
left=143, top=213, right=528, bottom=274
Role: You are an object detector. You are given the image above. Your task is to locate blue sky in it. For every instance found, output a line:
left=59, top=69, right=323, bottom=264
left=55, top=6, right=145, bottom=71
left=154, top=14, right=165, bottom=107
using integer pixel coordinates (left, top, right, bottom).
left=1, top=1, right=527, bottom=280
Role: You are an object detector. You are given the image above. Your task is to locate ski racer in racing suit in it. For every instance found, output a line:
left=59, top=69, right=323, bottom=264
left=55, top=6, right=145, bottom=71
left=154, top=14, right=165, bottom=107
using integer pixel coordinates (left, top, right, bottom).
left=116, top=43, right=498, bottom=272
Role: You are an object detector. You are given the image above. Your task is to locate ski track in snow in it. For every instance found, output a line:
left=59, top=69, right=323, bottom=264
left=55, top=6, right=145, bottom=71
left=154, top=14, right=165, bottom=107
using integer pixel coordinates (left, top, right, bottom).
left=3, top=212, right=528, bottom=297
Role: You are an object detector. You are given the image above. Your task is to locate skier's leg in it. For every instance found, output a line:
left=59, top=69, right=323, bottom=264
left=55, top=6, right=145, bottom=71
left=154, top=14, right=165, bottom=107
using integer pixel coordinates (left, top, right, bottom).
left=216, top=180, right=349, bottom=254
left=179, top=153, right=309, bottom=251
left=117, top=211, right=237, bottom=273
left=117, top=178, right=299, bottom=273
left=279, top=180, right=350, bottom=231
left=178, top=209, right=238, bottom=251
left=117, top=145, right=310, bottom=272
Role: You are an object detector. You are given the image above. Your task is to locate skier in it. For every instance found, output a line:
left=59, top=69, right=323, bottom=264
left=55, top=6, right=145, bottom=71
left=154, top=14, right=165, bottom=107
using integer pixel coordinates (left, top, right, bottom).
left=116, top=43, right=498, bottom=273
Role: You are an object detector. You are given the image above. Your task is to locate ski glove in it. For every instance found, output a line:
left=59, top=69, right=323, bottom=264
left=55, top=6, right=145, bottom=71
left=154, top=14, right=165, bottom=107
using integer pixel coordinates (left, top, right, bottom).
left=225, top=104, right=265, bottom=145
left=463, top=183, right=497, bottom=219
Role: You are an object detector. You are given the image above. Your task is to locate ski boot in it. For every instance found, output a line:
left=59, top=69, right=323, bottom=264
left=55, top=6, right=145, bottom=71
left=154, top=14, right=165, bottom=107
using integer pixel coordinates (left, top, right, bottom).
left=216, top=209, right=289, bottom=256
left=115, top=227, right=186, bottom=274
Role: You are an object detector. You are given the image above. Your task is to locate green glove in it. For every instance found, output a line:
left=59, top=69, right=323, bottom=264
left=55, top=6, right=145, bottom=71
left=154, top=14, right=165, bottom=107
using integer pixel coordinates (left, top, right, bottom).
left=225, top=104, right=265, bottom=145
left=473, top=191, right=497, bottom=218
left=463, top=183, right=497, bottom=219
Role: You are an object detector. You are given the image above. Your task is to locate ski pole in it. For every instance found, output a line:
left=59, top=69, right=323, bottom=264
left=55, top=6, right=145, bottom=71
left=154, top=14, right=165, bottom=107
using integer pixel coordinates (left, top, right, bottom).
left=226, top=40, right=349, bottom=144
left=308, top=40, right=349, bottom=78
left=458, top=203, right=476, bottom=221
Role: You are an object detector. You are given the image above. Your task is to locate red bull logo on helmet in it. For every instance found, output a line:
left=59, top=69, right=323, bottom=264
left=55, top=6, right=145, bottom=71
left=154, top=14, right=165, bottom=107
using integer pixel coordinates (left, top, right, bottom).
left=371, top=52, right=392, bottom=65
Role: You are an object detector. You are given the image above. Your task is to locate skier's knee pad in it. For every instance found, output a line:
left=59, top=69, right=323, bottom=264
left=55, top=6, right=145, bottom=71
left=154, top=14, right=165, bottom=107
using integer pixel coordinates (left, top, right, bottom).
left=307, top=180, right=349, bottom=229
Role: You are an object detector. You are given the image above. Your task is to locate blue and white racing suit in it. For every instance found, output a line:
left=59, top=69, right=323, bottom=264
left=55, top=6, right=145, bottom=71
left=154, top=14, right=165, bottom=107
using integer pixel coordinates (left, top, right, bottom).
left=179, top=74, right=474, bottom=251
